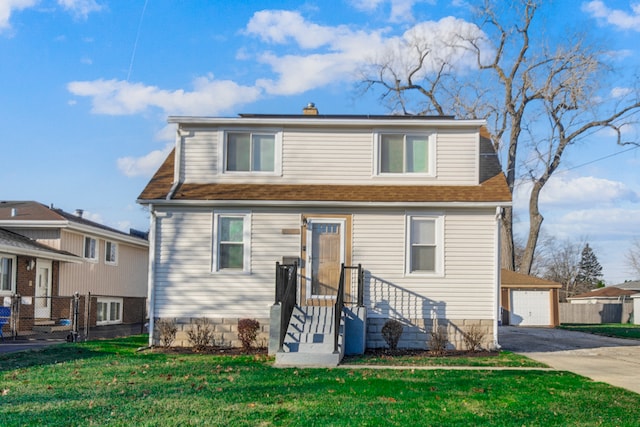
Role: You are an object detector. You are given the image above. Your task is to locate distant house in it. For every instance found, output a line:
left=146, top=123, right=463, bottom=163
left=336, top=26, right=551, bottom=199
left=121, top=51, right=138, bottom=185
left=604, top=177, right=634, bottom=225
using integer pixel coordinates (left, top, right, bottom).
left=0, top=201, right=149, bottom=332
left=500, top=269, right=561, bottom=327
left=568, top=287, right=638, bottom=304
left=0, top=227, right=81, bottom=336
left=138, top=108, right=511, bottom=365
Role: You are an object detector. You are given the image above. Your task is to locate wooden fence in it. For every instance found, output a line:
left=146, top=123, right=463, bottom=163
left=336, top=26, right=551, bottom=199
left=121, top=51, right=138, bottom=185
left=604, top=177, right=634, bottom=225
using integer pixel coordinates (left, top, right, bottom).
left=559, top=302, right=633, bottom=324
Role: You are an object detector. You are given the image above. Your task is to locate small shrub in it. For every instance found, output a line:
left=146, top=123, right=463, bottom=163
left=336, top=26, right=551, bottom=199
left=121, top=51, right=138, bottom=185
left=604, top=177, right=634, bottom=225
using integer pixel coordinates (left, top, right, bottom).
left=156, top=318, right=177, bottom=348
left=429, top=324, right=448, bottom=355
left=381, top=319, right=404, bottom=350
left=187, top=318, right=215, bottom=351
left=461, top=324, right=486, bottom=352
left=237, top=318, right=260, bottom=351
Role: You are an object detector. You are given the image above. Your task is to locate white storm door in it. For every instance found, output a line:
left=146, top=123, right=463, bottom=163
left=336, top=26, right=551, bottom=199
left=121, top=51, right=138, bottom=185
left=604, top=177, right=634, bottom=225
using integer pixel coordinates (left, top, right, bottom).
left=35, top=260, right=52, bottom=319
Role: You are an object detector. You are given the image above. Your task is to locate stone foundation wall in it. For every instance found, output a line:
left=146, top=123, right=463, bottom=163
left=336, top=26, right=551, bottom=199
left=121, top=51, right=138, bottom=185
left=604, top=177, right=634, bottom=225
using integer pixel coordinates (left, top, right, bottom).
left=366, top=317, right=495, bottom=351
left=153, top=317, right=270, bottom=349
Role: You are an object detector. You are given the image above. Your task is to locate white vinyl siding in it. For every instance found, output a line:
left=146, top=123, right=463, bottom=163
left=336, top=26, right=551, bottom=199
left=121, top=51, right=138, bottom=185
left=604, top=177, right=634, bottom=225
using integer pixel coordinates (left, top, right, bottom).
left=152, top=207, right=497, bottom=322
left=179, top=126, right=478, bottom=185
left=153, top=208, right=300, bottom=319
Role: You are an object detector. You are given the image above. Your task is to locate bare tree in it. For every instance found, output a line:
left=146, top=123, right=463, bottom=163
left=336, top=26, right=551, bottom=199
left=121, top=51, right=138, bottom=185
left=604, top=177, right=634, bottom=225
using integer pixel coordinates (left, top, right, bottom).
left=359, top=0, right=640, bottom=273
left=626, top=238, right=640, bottom=279
left=536, top=236, right=585, bottom=302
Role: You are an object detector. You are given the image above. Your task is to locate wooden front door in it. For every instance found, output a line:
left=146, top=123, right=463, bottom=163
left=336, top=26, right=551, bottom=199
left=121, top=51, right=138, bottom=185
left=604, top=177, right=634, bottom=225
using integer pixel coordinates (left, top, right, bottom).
left=301, top=215, right=351, bottom=306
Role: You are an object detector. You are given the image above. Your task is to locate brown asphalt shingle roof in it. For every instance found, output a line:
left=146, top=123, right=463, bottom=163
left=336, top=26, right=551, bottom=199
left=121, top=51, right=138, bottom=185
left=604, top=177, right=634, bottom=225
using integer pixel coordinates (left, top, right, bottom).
left=138, top=149, right=511, bottom=204
left=501, top=269, right=562, bottom=289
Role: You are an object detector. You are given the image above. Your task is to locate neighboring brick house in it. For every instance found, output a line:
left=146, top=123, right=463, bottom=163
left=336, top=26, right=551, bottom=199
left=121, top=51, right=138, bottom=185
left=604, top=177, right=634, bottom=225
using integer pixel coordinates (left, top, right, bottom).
left=138, top=108, right=511, bottom=365
left=0, top=201, right=149, bottom=331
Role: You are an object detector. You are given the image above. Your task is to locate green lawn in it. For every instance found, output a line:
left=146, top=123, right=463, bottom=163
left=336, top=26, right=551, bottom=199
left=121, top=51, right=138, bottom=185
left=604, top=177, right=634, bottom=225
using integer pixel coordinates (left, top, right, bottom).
left=343, top=350, right=547, bottom=367
left=1, top=335, right=639, bottom=426
left=560, top=323, right=640, bottom=340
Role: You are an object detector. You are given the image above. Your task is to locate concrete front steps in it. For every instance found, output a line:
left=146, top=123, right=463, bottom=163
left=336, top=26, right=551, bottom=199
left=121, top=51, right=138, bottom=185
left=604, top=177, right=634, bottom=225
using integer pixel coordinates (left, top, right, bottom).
left=275, top=306, right=344, bottom=367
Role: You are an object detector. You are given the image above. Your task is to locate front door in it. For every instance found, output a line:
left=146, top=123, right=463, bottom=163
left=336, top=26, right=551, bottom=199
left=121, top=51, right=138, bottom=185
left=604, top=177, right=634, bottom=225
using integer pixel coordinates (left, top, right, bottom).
left=34, top=260, right=52, bottom=319
left=301, top=215, right=351, bottom=306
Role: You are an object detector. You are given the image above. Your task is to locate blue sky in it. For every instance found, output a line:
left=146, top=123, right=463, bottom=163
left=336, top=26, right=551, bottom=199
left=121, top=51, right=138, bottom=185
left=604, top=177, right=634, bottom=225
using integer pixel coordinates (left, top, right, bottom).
left=1, top=0, right=639, bottom=284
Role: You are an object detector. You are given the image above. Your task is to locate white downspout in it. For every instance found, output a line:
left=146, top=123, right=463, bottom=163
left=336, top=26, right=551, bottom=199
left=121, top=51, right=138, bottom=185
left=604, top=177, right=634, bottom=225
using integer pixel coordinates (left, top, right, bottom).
left=166, top=125, right=186, bottom=200
left=147, top=204, right=157, bottom=347
left=493, top=206, right=503, bottom=349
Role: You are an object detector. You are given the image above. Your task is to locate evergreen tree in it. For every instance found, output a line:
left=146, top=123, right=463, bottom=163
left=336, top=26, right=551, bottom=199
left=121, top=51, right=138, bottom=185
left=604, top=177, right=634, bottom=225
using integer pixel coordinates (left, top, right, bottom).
left=575, top=243, right=603, bottom=292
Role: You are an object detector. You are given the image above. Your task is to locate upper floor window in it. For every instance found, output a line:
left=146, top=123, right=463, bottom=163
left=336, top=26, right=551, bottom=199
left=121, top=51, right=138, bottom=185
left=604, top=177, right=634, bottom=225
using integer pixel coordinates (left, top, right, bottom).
left=84, top=237, right=97, bottom=261
left=212, top=212, right=251, bottom=273
left=225, top=132, right=276, bottom=173
left=0, top=255, right=15, bottom=293
left=105, top=241, right=117, bottom=265
left=406, top=214, right=444, bottom=276
left=376, top=132, right=435, bottom=176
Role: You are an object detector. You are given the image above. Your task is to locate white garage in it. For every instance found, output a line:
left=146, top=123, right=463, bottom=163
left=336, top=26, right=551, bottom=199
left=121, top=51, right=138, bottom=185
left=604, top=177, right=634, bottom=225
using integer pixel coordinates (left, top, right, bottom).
left=501, top=269, right=561, bottom=327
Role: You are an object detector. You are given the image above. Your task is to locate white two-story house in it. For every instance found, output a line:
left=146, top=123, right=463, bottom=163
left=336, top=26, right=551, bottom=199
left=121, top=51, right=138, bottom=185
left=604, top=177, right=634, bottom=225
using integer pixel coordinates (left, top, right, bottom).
left=138, top=106, right=511, bottom=365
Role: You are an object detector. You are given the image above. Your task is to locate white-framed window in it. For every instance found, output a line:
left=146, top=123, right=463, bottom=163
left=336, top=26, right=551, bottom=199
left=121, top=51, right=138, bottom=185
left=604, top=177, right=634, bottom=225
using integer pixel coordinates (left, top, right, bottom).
left=0, top=255, right=16, bottom=294
left=375, top=132, right=435, bottom=176
left=105, top=241, right=117, bottom=265
left=212, top=212, right=251, bottom=273
left=83, top=237, right=97, bottom=261
left=220, top=130, right=282, bottom=175
left=96, top=297, right=122, bottom=325
left=406, top=214, right=444, bottom=275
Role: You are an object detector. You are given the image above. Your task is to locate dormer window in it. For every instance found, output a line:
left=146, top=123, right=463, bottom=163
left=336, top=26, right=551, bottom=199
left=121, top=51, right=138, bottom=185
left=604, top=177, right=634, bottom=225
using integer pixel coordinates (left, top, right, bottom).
left=224, top=132, right=280, bottom=173
left=375, top=132, right=435, bottom=176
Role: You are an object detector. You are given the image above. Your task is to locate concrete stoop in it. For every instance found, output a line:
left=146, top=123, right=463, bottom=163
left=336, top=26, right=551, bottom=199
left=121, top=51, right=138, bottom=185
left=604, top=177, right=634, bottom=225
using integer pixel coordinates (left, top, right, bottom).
left=275, top=306, right=344, bottom=367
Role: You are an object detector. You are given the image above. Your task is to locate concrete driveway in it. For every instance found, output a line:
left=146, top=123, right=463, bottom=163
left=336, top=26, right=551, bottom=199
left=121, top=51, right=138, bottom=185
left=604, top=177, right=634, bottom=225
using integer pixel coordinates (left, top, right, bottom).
left=499, top=326, right=640, bottom=394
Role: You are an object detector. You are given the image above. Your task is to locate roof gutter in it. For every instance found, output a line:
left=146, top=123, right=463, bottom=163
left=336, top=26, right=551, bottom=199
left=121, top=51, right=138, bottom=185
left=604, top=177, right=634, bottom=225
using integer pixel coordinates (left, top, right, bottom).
left=0, top=244, right=82, bottom=263
left=136, top=199, right=512, bottom=209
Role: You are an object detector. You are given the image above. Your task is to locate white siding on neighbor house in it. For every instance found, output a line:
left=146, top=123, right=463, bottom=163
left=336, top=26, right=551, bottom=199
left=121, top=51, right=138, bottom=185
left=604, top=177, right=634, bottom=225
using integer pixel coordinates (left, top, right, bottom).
left=58, top=230, right=148, bottom=297
left=178, top=126, right=479, bottom=186
left=153, top=208, right=301, bottom=319
left=152, top=206, right=497, bottom=322
left=353, top=208, right=496, bottom=321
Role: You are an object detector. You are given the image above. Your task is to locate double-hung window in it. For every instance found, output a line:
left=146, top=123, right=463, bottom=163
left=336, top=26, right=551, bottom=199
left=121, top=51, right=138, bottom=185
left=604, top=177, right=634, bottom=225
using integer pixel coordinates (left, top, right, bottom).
left=406, top=215, right=443, bottom=275
left=84, top=237, right=97, bottom=261
left=97, top=297, right=122, bottom=325
left=225, top=132, right=277, bottom=173
left=105, top=241, right=117, bottom=265
left=213, top=212, right=251, bottom=272
left=377, top=132, right=434, bottom=175
left=0, top=255, right=15, bottom=293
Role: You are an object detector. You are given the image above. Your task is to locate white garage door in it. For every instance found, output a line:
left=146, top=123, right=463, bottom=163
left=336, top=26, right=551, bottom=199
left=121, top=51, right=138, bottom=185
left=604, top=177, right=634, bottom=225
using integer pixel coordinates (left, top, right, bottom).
left=510, top=290, right=550, bottom=326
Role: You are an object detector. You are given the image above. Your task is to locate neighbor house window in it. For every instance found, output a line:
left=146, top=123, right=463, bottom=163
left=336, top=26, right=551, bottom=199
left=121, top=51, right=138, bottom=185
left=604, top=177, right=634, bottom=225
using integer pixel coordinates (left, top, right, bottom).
left=213, top=212, right=251, bottom=272
left=226, top=132, right=276, bottom=172
left=377, top=133, right=434, bottom=175
left=96, top=297, right=122, bottom=325
left=84, top=237, right=97, bottom=261
left=406, top=215, right=443, bottom=275
left=105, top=241, right=117, bottom=265
left=0, top=255, right=15, bottom=293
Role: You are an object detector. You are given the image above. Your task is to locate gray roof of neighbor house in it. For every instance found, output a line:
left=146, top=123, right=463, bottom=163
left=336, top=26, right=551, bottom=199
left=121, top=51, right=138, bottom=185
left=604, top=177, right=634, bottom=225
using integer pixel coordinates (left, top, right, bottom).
left=0, top=201, right=148, bottom=246
left=611, top=280, right=640, bottom=291
left=0, top=227, right=81, bottom=263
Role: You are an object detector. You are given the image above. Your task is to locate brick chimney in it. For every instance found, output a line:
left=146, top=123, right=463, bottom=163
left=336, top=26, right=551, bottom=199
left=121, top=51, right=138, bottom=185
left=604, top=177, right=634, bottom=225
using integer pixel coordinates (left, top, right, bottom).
left=303, top=102, right=318, bottom=115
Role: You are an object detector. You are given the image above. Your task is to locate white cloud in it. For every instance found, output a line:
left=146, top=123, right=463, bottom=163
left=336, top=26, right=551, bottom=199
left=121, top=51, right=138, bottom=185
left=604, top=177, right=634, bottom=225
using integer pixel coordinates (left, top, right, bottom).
left=516, top=175, right=639, bottom=208
left=348, top=0, right=435, bottom=22
left=611, top=86, right=633, bottom=98
left=0, top=0, right=37, bottom=32
left=117, top=144, right=173, bottom=178
left=57, top=0, right=103, bottom=19
left=67, top=74, right=262, bottom=116
left=246, top=11, right=484, bottom=96
left=582, top=1, right=640, bottom=31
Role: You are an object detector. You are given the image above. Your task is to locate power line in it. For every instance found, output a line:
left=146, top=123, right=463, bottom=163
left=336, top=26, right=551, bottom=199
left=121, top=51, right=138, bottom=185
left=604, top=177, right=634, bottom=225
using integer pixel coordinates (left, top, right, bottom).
left=559, top=144, right=640, bottom=174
